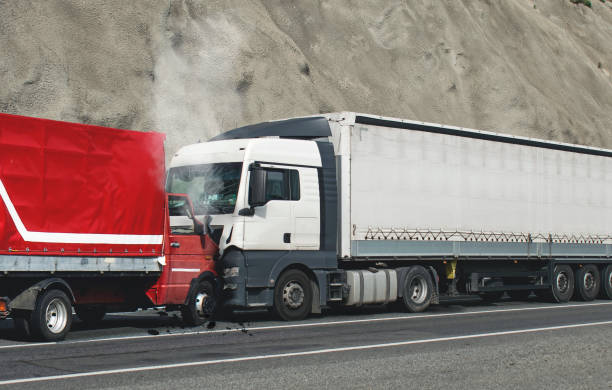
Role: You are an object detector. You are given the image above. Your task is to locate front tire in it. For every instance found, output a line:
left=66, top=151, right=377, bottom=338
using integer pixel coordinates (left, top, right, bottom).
left=575, top=265, right=600, bottom=301
left=273, top=269, right=312, bottom=321
left=401, top=266, right=433, bottom=313
left=30, top=289, right=73, bottom=342
left=551, top=265, right=574, bottom=303
left=182, top=280, right=217, bottom=326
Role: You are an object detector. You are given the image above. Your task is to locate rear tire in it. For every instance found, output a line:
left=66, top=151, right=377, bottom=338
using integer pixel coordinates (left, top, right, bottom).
left=575, top=265, right=600, bottom=301
left=551, top=265, right=574, bottom=303
left=182, top=280, right=217, bottom=326
left=401, top=266, right=433, bottom=313
left=30, top=289, right=73, bottom=342
left=273, top=269, right=312, bottom=321
left=601, top=265, right=612, bottom=300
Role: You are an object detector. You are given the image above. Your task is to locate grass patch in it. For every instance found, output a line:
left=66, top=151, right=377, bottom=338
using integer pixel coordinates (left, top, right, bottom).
left=571, top=0, right=592, bottom=7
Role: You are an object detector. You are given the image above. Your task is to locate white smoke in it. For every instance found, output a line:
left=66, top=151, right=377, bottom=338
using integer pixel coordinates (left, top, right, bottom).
left=151, top=8, right=247, bottom=162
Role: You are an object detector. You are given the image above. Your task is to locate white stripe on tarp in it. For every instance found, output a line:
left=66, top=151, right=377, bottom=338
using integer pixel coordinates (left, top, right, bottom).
left=172, top=268, right=200, bottom=273
left=0, top=179, right=163, bottom=245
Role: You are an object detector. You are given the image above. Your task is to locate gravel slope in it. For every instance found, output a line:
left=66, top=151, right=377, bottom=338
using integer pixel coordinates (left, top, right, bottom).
left=1, top=0, right=612, bottom=158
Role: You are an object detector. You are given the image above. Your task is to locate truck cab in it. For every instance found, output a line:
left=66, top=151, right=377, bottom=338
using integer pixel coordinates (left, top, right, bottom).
left=166, top=117, right=341, bottom=319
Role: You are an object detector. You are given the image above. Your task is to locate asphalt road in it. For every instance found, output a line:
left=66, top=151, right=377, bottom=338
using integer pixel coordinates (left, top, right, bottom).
left=0, top=298, right=611, bottom=389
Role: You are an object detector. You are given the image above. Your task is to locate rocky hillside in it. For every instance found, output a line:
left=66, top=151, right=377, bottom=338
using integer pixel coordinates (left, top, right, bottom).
left=1, top=0, right=612, bottom=158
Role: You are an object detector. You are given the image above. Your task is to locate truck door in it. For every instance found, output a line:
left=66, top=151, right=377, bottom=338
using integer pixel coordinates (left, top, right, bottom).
left=292, top=167, right=320, bottom=249
left=243, top=165, right=294, bottom=250
left=162, top=195, right=216, bottom=304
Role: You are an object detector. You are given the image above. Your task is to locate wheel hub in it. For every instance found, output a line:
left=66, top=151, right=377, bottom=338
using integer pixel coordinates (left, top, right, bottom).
left=195, top=292, right=211, bottom=318
left=583, top=271, right=595, bottom=291
left=556, top=272, right=569, bottom=294
left=410, top=276, right=428, bottom=304
left=46, top=298, right=68, bottom=334
left=283, top=281, right=304, bottom=309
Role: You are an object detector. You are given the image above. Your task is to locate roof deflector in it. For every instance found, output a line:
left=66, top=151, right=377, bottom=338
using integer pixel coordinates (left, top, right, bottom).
left=209, top=116, right=331, bottom=141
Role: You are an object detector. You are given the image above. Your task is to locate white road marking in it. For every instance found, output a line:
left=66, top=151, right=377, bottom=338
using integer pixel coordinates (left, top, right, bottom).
left=1, top=319, right=611, bottom=386
left=0, top=300, right=611, bottom=350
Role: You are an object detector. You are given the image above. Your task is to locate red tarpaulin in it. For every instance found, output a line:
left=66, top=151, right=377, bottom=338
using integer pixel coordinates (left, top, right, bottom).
left=0, top=113, right=166, bottom=256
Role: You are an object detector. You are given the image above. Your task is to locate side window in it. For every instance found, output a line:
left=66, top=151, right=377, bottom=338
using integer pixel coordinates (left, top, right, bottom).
left=265, top=170, right=289, bottom=201
left=250, top=167, right=301, bottom=204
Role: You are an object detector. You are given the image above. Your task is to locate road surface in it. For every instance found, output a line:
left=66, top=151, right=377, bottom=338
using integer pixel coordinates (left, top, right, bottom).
left=0, top=297, right=611, bottom=389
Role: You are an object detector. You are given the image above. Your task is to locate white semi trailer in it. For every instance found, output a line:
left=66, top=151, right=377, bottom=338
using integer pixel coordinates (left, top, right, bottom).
left=167, top=112, right=612, bottom=320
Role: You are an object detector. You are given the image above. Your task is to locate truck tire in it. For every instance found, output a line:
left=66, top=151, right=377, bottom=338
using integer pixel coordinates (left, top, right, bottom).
left=574, top=265, right=600, bottom=301
left=551, top=265, right=574, bottom=303
left=507, top=290, right=531, bottom=301
left=75, top=306, right=106, bottom=327
left=273, top=269, right=312, bottom=321
left=182, top=280, right=216, bottom=326
left=601, top=265, right=612, bottom=299
left=30, top=289, right=73, bottom=341
left=401, top=266, right=433, bottom=313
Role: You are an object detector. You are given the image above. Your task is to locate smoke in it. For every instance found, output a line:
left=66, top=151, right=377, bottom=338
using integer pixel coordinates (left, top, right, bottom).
left=151, top=5, right=247, bottom=162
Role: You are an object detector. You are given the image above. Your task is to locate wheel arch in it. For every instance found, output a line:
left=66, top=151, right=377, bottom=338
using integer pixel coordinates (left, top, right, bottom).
left=184, top=271, right=223, bottom=306
left=9, top=278, right=75, bottom=312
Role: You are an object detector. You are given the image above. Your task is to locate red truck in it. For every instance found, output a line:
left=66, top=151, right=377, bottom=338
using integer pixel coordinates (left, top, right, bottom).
left=0, top=113, right=220, bottom=341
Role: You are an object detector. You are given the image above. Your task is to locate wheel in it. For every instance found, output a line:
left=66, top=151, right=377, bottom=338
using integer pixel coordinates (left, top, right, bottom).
left=574, top=265, right=600, bottom=301
left=30, top=289, right=73, bottom=341
left=507, top=290, right=532, bottom=301
left=551, top=265, right=574, bottom=303
left=182, top=280, right=217, bottom=326
left=601, top=265, right=612, bottom=299
left=273, top=269, right=312, bottom=321
left=75, top=306, right=106, bottom=327
left=401, top=266, right=433, bottom=313
left=480, top=291, right=505, bottom=302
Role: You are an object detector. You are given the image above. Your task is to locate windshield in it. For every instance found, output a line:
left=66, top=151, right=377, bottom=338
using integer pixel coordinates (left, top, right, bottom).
left=166, top=162, right=243, bottom=215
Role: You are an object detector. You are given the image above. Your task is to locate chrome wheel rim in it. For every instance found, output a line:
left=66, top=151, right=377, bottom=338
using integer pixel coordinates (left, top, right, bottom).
left=283, top=281, right=304, bottom=309
left=556, top=272, right=569, bottom=294
left=195, top=291, right=210, bottom=318
left=46, top=298, right=68, bottom=334
left=608, top=272, right=612, bottom=289
left=410, top=276, right=428, bottom=304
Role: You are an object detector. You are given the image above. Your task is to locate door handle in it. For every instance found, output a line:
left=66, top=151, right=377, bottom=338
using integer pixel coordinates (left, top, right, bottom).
left=170, top=242, right=180, bottom=248
left=283, top=233, right=291, bottom=243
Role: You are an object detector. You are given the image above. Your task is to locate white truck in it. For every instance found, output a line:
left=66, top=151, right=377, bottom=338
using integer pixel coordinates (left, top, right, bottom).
left=167, top=112, right=612, bottom=320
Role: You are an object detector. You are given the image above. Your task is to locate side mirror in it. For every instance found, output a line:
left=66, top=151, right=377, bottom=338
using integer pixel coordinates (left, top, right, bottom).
left=249, top=166, right=267, bottom=207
